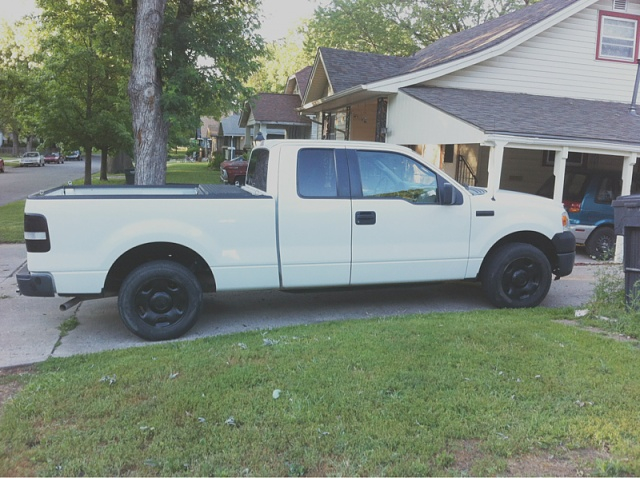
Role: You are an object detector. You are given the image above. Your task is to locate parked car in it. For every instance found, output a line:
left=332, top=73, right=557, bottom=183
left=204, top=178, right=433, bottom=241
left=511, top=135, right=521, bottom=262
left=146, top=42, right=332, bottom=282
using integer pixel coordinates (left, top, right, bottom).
left=44, top=152, right=65, bottom=164
left=20, top=152, right=44, bottom=167
left=220, top=156, right=248, bottom=185
left=538, top=171, right=639, bottom=259
left=66, top=150, right=81, bottom=161
left=0, top=158, right=4, bottom=173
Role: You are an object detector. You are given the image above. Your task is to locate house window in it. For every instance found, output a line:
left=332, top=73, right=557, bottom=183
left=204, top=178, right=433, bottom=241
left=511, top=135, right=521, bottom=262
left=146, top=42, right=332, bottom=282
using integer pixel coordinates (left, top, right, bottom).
left=597, top=11, right=639, bottom=62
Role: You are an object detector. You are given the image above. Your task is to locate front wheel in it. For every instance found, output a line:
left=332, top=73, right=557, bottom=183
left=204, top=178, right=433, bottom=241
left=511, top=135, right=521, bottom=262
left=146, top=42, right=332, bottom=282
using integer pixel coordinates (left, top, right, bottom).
left=585, top=227, right=616, bottom=260
left=118, top=260, right=203, bottom=341
left=481, top=243, right=552, bottom=308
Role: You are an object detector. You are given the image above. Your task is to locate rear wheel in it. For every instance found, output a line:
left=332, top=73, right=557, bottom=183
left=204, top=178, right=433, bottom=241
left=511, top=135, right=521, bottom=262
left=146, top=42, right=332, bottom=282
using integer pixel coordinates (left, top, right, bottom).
left=118, top=260, right=203, bottom=341
left=481, top=243, right=552, bottom=308
left=585, top=227, right=616, bottom=260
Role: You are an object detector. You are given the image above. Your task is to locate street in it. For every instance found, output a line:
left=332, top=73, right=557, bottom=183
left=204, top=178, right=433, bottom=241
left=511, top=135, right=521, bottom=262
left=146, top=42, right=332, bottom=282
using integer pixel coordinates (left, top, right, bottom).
left=0, top=156, right=100, bottom=206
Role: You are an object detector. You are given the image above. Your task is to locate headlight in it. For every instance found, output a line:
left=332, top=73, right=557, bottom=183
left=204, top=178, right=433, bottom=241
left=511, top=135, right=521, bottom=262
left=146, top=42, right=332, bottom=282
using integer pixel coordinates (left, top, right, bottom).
left=562, top=211, right=570, bottom=230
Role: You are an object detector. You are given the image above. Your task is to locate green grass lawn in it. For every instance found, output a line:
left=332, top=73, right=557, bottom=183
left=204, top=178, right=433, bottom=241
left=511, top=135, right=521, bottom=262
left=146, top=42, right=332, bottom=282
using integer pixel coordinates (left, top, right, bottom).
left=0, top=162, right=220, bottom=244
left=0, top=200, right=26, bottom=243
left=1, top=308, right=639, bottom=476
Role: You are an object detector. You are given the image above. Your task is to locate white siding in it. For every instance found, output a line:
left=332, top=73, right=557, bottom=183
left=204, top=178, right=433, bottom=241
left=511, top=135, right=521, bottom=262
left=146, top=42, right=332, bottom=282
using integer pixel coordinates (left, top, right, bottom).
left=429, top=0, right=640, bottom=103
left=388, top=92, right=485, bottom=145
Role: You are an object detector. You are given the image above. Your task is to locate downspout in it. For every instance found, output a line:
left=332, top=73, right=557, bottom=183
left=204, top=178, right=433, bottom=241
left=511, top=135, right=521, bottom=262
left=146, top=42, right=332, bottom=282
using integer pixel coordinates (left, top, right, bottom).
left=630, top=59, right=640, bottom=115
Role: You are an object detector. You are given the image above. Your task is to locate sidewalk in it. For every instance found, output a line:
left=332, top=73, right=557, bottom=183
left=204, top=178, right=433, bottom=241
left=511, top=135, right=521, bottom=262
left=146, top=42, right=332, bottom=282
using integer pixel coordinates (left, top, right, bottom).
left=0, top=244, right=73, bottom=368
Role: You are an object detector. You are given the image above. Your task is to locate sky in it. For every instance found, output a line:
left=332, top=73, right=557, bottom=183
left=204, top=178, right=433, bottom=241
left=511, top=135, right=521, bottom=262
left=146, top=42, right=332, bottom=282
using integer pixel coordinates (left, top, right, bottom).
left=0, top=0, right=323, bottom=42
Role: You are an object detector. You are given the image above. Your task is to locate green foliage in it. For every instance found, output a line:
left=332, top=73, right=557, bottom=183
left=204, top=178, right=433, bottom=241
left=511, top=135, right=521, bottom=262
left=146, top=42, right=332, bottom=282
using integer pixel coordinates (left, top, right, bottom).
left=2, top=309, right=640, bottom=475
left=584, top=264, right=640, bottom=339
left=247, top=33, right=314, bottom=94
left=303, top=0, right=541, bottom=57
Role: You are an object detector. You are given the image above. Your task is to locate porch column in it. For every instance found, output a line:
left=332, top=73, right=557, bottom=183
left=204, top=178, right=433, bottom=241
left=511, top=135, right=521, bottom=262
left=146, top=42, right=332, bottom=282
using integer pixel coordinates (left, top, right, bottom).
left=552, top=147, right=569, bottom=202
left=486, top=140, right=507, bottom=196
left=243, top=125, right=252, bottom=149
left=615, top=152, right=638, bottom=262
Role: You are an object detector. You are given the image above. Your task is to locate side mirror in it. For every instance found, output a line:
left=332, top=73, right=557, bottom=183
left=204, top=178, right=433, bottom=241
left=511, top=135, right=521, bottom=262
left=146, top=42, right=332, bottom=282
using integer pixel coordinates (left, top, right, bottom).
left=441, top=182, right=455, bottom=205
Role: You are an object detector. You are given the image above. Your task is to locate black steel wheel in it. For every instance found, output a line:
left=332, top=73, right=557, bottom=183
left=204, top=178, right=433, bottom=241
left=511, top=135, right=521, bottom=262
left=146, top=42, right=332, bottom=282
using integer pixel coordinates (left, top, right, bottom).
left=481, top=243, right=552, bottom=308
left=118, top=260, right=202, bottom=341
left=585, top=227, right=616, bottom=260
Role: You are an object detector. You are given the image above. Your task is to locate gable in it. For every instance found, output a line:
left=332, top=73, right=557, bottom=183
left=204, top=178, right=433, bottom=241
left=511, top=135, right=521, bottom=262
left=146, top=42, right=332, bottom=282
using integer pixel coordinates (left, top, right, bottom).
left=425, top=0, right=640, bottom=103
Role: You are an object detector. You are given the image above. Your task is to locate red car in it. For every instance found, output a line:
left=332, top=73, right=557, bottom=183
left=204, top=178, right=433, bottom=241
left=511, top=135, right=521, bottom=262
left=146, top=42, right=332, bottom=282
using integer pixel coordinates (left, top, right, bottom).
left=0, top=158, right=4, bottom=173
left=44, top=152, right=65, bottom=164
left=220, top=156, right=248, bottom=185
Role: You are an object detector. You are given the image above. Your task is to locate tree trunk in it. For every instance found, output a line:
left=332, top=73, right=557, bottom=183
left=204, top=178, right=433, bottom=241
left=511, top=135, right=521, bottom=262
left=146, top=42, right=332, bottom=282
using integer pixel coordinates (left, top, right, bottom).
left=84, top=144, right=93, bottom=185
left=100, top=149, right=108, bottom=181
left=11, top=131, right=19, bottom=157
left=128, top=0, right=169, bottom=185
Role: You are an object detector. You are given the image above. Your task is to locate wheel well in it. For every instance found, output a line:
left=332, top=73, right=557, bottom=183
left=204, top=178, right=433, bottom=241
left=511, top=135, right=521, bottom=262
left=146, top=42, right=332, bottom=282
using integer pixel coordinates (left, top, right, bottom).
left=104, top=242, right=216, bottom=295
left=480, top=231, right=557, bottom=277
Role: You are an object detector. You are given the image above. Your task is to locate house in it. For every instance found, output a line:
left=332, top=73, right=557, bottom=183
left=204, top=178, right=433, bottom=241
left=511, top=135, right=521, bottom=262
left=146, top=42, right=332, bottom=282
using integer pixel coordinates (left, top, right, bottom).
left=218, top=114, right=246, bottom=159
left=240, top=66, right=314, bottom=148
left=299, top=0, right=640, bottom=204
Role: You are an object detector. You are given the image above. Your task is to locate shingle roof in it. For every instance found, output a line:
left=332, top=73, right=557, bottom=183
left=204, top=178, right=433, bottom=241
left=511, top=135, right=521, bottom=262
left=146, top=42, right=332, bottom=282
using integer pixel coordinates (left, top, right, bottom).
left=249, top=93, right=310, bottom=124
left=402, top=86, right=640, bottom=146
left=319, top=47, right=411, bottom=93
left=402, top=0, right=583, bottom=74
left=294, top=66, right=312, bottom=98
left=220, top=114, right=244, bottom=137
left=315, top=0, right=583, bottom=93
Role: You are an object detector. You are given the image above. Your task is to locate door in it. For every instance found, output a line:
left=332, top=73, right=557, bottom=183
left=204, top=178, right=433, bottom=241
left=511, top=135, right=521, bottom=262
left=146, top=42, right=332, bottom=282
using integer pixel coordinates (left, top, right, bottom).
left=277, top=146, right=353, bottom=288
left=348, top=148, right=472, bottom=285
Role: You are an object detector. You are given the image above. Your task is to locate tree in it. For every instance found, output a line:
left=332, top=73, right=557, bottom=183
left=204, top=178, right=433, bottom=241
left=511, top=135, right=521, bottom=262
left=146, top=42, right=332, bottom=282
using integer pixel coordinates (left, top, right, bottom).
left=37, top=0, right=132, bottom=184
left=129, top=0, right=168, bottom=185
left=247, top=33, right=314, bottom=94
left=125, top=0, right=265, bottom=185
left=303, top=0, right=541, bottom=57
left=0, top=18, right=42, bottom=155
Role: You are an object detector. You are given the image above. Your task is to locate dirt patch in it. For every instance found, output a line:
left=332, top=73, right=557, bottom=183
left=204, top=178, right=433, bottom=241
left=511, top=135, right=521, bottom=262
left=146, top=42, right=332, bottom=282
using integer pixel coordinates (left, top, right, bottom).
left=0, top=365, right=34, bottom=416
left=450, top=440, right=611, bottom=476
left=556, top=319, right=637, bottom=343
left=505, top=448, right=611, bottom=476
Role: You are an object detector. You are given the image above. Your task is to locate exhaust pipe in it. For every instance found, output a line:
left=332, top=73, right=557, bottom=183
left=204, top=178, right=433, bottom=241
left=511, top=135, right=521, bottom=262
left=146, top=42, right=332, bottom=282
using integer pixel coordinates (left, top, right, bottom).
left=59, top=297, right=83, bottom=311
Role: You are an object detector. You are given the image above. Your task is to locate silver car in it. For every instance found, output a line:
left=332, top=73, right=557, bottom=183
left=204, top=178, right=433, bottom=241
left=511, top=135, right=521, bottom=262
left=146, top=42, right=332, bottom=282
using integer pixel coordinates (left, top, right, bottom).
left=20, top=152, right=44, bottom=167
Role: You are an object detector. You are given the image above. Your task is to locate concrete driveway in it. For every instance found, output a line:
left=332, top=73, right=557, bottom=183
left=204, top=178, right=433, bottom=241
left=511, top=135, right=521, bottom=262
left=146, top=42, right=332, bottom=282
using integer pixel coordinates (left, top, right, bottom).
left=0, top=243, right=603, bottom=369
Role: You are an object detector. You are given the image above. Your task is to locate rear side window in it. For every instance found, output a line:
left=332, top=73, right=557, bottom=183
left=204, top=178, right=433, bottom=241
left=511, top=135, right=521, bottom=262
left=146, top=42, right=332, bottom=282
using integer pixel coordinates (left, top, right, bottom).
left=595, top=177, right=621, bottom=204
left=297, top=149, right=338, bottom=198
left=246, top=148, right=269, bottom=192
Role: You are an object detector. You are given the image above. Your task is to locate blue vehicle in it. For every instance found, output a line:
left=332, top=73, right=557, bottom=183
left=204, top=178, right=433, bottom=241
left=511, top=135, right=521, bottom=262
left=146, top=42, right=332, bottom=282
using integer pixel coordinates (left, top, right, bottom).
left=539, top=171, right=637, bottom=259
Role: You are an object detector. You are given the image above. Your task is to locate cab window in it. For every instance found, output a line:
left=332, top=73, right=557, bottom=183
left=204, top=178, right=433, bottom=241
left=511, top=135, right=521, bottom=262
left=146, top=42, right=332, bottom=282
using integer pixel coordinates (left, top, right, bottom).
left=297, top=149, right=338, bottom=198
left=356, top=150, right=439, bottom=203
left=246, top=148, right=269, bottom=192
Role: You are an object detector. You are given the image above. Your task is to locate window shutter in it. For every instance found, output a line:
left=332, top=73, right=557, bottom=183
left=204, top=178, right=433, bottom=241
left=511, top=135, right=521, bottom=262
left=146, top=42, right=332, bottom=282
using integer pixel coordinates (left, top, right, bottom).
left=613, top=0, right=628, bottom=11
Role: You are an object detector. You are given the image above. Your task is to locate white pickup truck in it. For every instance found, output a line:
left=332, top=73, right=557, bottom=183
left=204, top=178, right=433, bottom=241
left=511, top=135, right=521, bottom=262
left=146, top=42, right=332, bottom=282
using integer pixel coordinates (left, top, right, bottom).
left=18, top=140, right=575, bottom=340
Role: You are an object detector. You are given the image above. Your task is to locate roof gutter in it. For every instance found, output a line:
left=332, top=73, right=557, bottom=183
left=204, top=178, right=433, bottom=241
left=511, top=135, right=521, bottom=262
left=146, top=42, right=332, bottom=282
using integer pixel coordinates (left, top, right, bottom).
left=484, top=133, right=640, bottom=155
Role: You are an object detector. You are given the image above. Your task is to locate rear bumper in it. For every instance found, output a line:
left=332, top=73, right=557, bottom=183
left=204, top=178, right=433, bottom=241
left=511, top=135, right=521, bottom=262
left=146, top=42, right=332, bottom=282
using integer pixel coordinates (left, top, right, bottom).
left=552, top=231, right=576, bottom=277
left=16, top=265, right=56, bottom=297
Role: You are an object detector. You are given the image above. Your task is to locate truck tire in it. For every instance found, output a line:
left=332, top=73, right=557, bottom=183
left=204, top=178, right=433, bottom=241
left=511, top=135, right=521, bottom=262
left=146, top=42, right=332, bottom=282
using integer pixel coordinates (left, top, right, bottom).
left=585, top=227, right=615, bottom=260
left=481, top=243, right=552, bottom=308
left=118, top=260, right=203, bottom=341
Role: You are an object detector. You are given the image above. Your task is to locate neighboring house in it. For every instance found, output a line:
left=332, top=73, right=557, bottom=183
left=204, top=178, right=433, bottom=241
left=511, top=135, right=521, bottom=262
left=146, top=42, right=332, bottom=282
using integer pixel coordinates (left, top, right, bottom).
left=198, top=117, right=220, bottom=156
left=240, top=67, right=313, bottom=148
left=218, top=114, right=246, bottom=159
left=299, top=0, right=640, bottom=202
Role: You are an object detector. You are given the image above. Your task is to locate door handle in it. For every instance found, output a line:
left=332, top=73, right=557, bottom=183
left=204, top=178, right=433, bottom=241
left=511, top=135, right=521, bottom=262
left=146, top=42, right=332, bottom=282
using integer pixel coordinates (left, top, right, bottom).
left=355, top=211, right=376, bottom=225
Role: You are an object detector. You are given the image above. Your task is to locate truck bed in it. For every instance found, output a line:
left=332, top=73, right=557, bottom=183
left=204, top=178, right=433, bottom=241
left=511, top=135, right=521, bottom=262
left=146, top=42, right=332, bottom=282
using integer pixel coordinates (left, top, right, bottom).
left=31, top=183, right=259, bottom=199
